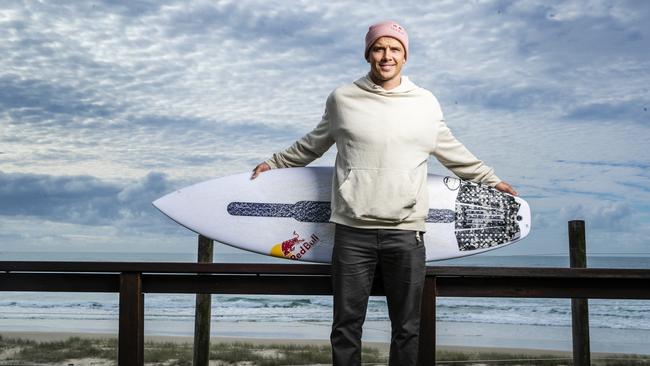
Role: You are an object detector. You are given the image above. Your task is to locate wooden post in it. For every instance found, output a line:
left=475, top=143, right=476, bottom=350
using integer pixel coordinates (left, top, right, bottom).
left=193, top=235, right=214, bottom=366
left=418, top=276, right=437, bottom=366
left=118, top=272, right=144, bottom=366
left=569, top=220, right=590, bottom=366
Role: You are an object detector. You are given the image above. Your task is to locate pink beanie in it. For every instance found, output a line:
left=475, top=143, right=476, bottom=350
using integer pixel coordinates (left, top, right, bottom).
left=364, top=20, right=409, bottom=60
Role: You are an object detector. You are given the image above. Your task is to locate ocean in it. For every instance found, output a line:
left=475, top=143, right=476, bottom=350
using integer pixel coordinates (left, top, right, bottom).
left=1, top=252, right=649, bottom=352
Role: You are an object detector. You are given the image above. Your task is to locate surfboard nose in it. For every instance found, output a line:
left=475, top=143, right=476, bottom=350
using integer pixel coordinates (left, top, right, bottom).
left=152, top=190, right=186, bottom=222
left=152, top=192, right=174, bottom=214
left=514, top=197, right=531, bottom=238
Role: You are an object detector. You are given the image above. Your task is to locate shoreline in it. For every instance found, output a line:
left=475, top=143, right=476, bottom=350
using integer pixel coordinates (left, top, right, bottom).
left=3, top=320, right=650, bottom=355
left=2, top=324, right=650, bottom=358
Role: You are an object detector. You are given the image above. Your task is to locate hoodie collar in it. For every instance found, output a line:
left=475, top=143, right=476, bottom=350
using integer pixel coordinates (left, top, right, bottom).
left=354, top=73, right=419, bottom=94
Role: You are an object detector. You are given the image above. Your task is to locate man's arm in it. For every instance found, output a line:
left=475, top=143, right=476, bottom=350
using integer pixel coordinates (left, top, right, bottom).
left=432, top=119, right=518, bottom=196
left=251, top=99, right=335, bottom=179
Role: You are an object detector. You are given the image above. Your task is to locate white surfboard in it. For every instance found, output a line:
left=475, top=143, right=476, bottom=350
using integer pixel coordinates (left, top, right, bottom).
left=153, top=167, right=530, bottom=263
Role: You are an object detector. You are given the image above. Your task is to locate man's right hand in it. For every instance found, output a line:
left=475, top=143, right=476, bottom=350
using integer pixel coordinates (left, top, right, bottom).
left=250, top=162, right=271, bottom=179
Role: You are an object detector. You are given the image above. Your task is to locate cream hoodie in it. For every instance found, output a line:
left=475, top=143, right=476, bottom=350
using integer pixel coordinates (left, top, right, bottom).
left=265, top=75, right=501, bottom=231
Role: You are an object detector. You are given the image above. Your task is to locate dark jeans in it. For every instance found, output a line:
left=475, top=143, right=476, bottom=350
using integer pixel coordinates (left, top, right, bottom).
left=330, top=224, right=426, bottom=366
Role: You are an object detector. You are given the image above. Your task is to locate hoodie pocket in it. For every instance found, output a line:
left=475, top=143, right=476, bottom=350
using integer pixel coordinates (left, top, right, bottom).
left=338, top=167, right=421, bottom=223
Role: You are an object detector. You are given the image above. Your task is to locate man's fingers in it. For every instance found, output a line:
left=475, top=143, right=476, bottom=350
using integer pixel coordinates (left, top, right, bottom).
left=250, top=162, right=270, bottom=180
left=505, top=183, right=518, bottom=196
left=495, top=182, right=518, bottom=196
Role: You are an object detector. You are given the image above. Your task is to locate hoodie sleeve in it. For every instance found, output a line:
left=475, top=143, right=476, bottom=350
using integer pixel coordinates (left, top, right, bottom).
left=264, top=96, right=335, bottom=169
left=432, top=119, right=501, bottom=187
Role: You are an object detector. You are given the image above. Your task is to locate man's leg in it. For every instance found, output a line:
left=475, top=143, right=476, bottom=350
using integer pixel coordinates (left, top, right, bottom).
left=379, top=229, right=426, bottom=366
left=330, top=224, right=378, bottom=366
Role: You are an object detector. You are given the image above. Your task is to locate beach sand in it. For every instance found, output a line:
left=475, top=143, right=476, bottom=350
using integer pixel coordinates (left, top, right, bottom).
left=0, top=330, right=580, bottom=355
left=2, top=331, right=648, bottom=366
left=3, top=318, right=648, bottom=355
left=2, top=320, right=650, bottom=365
left=0, top=329, right=644, bottom=355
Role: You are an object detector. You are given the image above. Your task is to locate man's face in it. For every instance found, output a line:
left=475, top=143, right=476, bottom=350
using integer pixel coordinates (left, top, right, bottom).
left=367, top=36, right=406, bottom=86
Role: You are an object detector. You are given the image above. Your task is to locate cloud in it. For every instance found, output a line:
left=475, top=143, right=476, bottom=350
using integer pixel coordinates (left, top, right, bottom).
left=559, top=201, right=633, bottom=231
left=1, top=74, right=120, bottom=125
left=462, top=84, right=561, bottom=112
left=507, top=1, right=650, bottom=62
left=556, top=160, right=650, bottom=170
left=0, top=170, right=175, bottom=227
left=532, top=212, right=550, bottom=229
left=553, top=160, right=650, bottom=198
left=163, top=1, right=323, bottom=43
left=118, top=172, right=172, bottom=213
left=0, top=171, right=120, bottom=225
left=564, top=101, right=649, bottom=124
left=1, top=0, right=649, bottom=255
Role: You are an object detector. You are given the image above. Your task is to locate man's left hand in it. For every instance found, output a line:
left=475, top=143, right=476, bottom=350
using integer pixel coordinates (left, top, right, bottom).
left=495, top=181, right=518, bottom=196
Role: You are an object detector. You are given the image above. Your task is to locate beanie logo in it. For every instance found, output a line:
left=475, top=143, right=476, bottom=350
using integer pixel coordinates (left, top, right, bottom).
left=390, top=23, right=405, bottom=35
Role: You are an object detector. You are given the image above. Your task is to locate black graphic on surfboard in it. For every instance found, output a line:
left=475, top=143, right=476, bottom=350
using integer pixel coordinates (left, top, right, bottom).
left=227, top=201, right=455, bottom=223
left=454, top=181, right=522, bottom=251
left=227, top=180, right=522, bottom=252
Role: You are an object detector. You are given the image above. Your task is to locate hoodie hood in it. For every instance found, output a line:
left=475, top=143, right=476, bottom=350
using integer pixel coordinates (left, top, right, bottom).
left=354, top=74, right=420, bottom=95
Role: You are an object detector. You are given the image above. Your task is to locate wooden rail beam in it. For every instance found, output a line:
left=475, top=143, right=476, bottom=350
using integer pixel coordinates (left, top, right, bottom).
left=434, top=276, right=650, bottom=299
left=2, top=272, right=649, bottom=299
left=0, top=273, right=119, bottom=292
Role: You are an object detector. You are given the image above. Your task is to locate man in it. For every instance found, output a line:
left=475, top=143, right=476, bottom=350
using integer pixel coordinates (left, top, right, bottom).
left=251, top=20, right=517, bottom=366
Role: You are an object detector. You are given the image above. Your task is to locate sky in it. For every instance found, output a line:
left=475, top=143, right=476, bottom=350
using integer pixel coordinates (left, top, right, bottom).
left=1, top=0, right=648, bottom=259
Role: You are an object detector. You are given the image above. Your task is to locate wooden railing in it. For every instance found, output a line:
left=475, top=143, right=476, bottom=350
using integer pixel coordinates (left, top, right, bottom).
left=2, top=221, right=649, bottom=365
left=2, top=261, right=649, bottom=365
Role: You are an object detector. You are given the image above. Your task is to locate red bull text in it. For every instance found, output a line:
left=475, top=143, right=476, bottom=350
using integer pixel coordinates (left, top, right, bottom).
left=277, top=231, right=320, bottom=260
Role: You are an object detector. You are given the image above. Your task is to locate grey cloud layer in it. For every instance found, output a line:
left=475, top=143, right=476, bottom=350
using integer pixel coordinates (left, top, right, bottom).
left=1, top=74, right=120, bottom=124
left=565, top=101, right=648, bottom=124
left=0, top=170, right=174, bottom=227
left=406, top=1, right=650, bottom=124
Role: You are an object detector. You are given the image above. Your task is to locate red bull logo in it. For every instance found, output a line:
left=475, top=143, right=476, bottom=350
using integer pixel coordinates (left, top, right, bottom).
left=270, top=231, right=320, bottom=260
left=281, top=231, right=304, bottom=256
